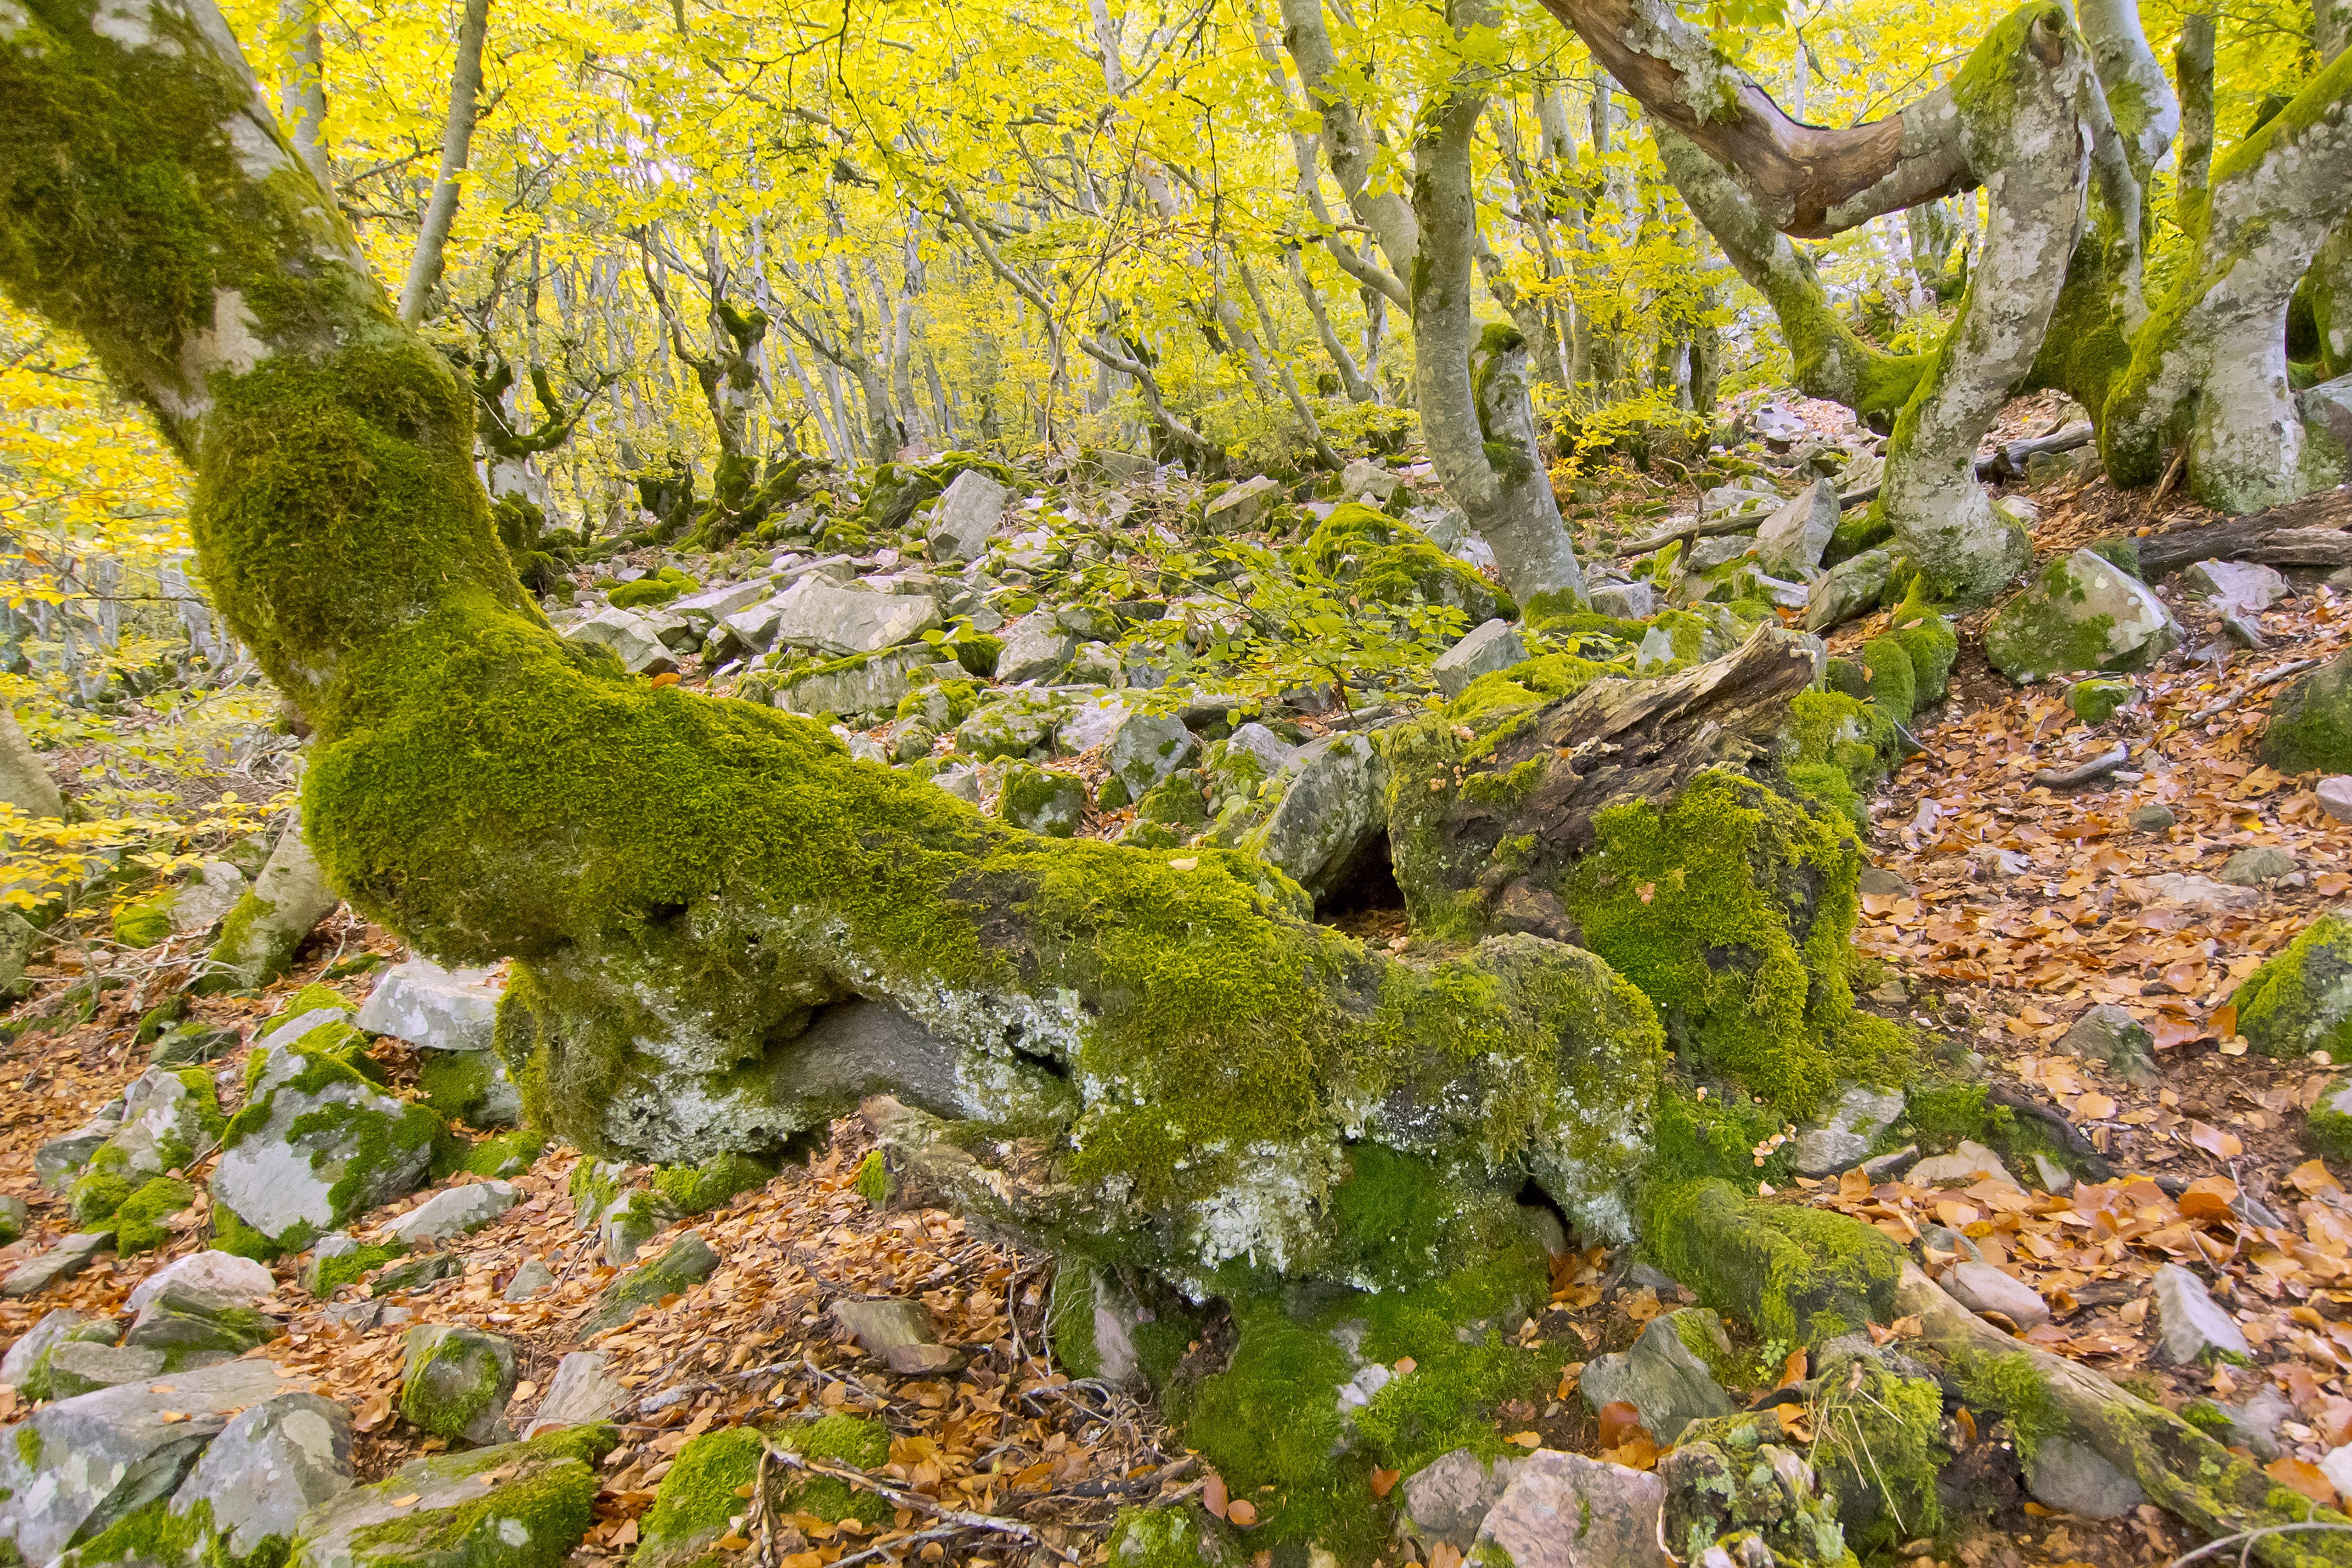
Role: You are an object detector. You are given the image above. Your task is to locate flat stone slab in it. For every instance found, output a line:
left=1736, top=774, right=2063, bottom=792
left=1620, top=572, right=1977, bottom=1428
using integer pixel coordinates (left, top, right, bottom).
left=356, top=959, right=501, bottom=1052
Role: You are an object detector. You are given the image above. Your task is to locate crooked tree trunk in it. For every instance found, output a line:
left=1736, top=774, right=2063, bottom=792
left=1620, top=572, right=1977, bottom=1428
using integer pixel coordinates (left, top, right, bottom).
left=396, top=0, right=490, bottom=328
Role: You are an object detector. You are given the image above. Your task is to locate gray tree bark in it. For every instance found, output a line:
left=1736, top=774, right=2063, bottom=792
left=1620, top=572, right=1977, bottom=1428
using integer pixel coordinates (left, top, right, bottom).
left=396, top=0, right=491, bottom=328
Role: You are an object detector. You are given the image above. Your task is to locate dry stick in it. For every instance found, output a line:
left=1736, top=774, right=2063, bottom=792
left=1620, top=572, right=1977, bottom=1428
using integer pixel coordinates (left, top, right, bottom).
left=2179, top=658, right=2322, bottom=727
left=2030, top=745, right=2129, bottom=789
left=759, top=1442, right=1080, bottom=1564
left=2148, top=444, right=2191, bottom=519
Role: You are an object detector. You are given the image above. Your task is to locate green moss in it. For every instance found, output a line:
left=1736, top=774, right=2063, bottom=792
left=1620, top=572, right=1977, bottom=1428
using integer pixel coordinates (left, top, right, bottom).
left=305, top=1240, right=405, bottom=1296
left=275, top=984, right=352, bottom=1022
left=113, top=1175, right=196, bottom=1254
left=66, top=1495, right=288, bottom=1568
left=1304, top=504, right=1511, bottom=622
left=417, top=1051, right=503, bottom=1126
left=649, top=1152, right=773, bottom=1215
left=1808, top=1352, right=1946, bottom=1553
left=1889, top=581, right=1957, bottom=706
left=1639, top=1180, right=1903, bottom=1347
left=2181, top=1398, right=2235, bottom=1437
left=111, top=898, right=173, bottom=949
left=607, top=578, right=682, bottom=610
left=851, top=1150, right=889, bottom=1209
left=1175, top=1300, right=1368, bottom=1559
left=70, top=1168, right=137, bottom=1228
left=2233, top=914, right=2352, bottom=1060
left=1106, top=1504, right=1227, bottom=1568
left=1982, top=555, right=2132, bottom=682
left=461, top=1129, right=546, bottom=1179
left=345, top=1431, right=608, bottom=1568
left=1047, top=1262, right=1103, bottom=1379
left=1956, top=1349, right=2061, bottom=1460
left=2262, top=658, right=2352, bottom=775
left=1562, top=772, right=1891, bottom=1113
left=638, top=1426, right=765, bottom=1561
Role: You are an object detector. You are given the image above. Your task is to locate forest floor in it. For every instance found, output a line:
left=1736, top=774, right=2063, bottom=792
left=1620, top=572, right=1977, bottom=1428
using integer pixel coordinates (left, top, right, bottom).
left=2, top=416, right=2349, bottom=1568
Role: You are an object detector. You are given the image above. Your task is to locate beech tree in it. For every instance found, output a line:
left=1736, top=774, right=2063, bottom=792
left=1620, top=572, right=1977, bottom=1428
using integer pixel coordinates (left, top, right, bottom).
left=1538, top=0, right=2352, bottom=601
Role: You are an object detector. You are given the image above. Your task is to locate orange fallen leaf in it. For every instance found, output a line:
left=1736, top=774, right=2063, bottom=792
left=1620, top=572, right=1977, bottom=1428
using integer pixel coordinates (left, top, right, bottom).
left=2293, top=1159, right=2344, bottom=1195
left=1597, top=1402, right=1649, bottom=1449
left=2267, top=1457, right=2337, bottom=1508
left=2074, top=1092, right=2117, bottom=1121
left=1777, top=1348, right=1808, bottom=1390
left=1598, top=1435, right=1660, bottom=1471
left=1226, top=1499, right=1259, bottom=1529
left=1369, top=1467, right=1401, bottom=1500
left=2189, top=1120, right=2244, bottom=1159
left=1775, top=1403, right=1813, bottom=1441
left=1202, top=1473, right=1228, bottom=1520
left=157, top=1412, right=188, bottom=1424
left=1507, top=1430, right=1541, bottom=1449
left=388, top=1494, right=422, bottom=1509
left=2177, top=1176, right=2239, bottom=1221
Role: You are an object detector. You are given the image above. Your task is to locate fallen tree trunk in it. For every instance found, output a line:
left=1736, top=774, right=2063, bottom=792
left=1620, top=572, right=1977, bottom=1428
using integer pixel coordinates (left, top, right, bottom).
left=2138, top=488, right=2352, bottom=575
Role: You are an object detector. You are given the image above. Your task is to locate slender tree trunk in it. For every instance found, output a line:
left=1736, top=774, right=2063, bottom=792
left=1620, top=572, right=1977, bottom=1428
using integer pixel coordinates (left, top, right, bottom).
left=1284, top=248, right=1378, bottom=403
left=1238, top=256, right=1344, bottom=468
left=277, top=0, right=330, bottom=187
left=397, top=0, right=491, bottom=328
left=2173, top=13, right=2216, bottom=227
left=2304, top=6, right=2352, bottom=376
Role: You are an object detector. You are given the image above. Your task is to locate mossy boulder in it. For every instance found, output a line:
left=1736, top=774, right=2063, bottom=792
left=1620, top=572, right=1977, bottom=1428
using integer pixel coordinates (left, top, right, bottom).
left=1982, top=548, right=2181, bottom=684
left=67, top=1065, right=223, bottom=1232
left=416, top=1048, right=520, bottom=1129
left=650, top=1152, right=772, bottom=1215
left=1305, top=504, right=1515, bottom=622
left=112, top=1176, right=196, bottom=1254
left=2232, top=913, right=2352, bottom=1059
left=1658, top=1410, right=1852, bottom=1568
left=997, top=763, right=1089, bottom=838
left=1639, top=1181, right=1903, bottom=1348
left=288, top=1424, right=615, bottom=1568
left=1107, top=1504, right=1235, bottom=1568
left=587, top=1231, right=719, bottom=1336
left=634, top=1417, right=891, bottom=1568
left=460, top=1129, right=546, bottom=1179
left=111, top=897, right=175, bottom=949
left=210, top=1041, right=444, bottom=1260
left=2069, top=677, right=2136, bottom=724
left=0, top=1309, right=126, bottom=1402
left=302, top=1234, right=408, bottom=1296
left=124, top=1282, right=284, bottom=1366
left=2262, top=652, right=2352, bottom=773
left=399, top=1325, right=516, bottom=1445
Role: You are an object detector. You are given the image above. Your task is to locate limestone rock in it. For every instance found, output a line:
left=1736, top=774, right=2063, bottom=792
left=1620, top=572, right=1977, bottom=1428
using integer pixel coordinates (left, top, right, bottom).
left=3, top=1232, right=114, bottom=1299
left=2129, top=803, right=2176, bottom=831
left=1984, top=549, right=2181, bottom=683
left=1, top=1310, right=122, bottom=1400
left=928, top=470, right=1009, bottom=561
left=996, top=764, right=1088, bottom=837
left=993, top=616, right=1076, bottom=684
left=211, top=1038, right=442, bottom=1256
left=0, top=1357, right=287, bottom=1566
left=1791, top=1085, right=1905, bottom=1176
left=503, top=1259, right=555, bottom=1302
left=2055, top=1004, right=2158, bottom=1087
left=1106, top=713, right=1199, bottom=802
left=560, top=609, right=677, bottom=676
left=2319, top=777, right=2352, bottom=823
left=174, top=1392, right=355, bottom=1559
left=400, top=1325, right=516, bottom=1445
left=766, top=577, right=941, bottom=658
left=288, top=1429, right=609, bottom=1568
left=1908, top=1139, right=2019, bottom=1189
left=2152, top=1263, right=2251, bottom=1364
left=43, top=1341, right=170, bottom=1399
left=1401, top=1448, right=1520, bottom=1551
left=1579, top=1311, right=1734, bottom=1443
left=169, top=863, right=247, bottom=936
left=356, top=959, right=501, bottom=1052
left=2222, top=846, right=2298, bottom=887
left=2143, top=872, right=2260, bottom=913
left=587, top=1232, right=718, bottom=1336
left=1056, top=695, right=1131, bottom=754
left=770, top=646, right=943, bottom=721
left=372, top=1254, right=462, bottom=1296
left=1588, top=582, right=1654, bottom=620
left=2026, top=1436, right=2146, bottom=1519
left=831, top=1298, right=937, bottom=1360
left=1658, top=1421, right=1845, bottom=1568
left=524, top=1352, right=627, bottom=1438
left=1945, top=1261, right=2050, bottom=1328
left=127, top=1251, right=275, bottom=1313
left=383, top=1183, right=517, bottom=1247
left=1204, top=476, right=1281, bottom=533
left=1434, top=620, right=1527, bottom=699
left=36, top=1113, right=119, bottom=1195
left=124, top=1283, right=283, bottom=1364
left=1472, top=1449, right=1667, bottom=1568
left=2182, top=559, right=2288, bottom=615
left=1803, top=549, right=1892, bottom=634
left=1751, top=480, right=1840, bottom=577
left=1238, top=734, right=1391, bottom=900
left=1341, top=459, right=1400, bottom=506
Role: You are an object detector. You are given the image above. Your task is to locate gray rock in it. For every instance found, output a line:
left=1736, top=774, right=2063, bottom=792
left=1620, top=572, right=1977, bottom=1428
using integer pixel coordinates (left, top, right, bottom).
left=253, top=1005, right=351, bottom=1055
left=2182, top=559, right=2289, bottom=615
left=1803, top=549, right=1893, bottom=633
left=288, top=1431, right=603, bottom=1568
left=1588, top=582, right=1654, bottom=620
left=124, top=1283, right=282, bottom=1363
left=2223, top=846, right=2298, bottom=887
left=1579, top=1311, right=1734, bottom=1443
left=372, top=1254, right=463, bottom=1296
left=1791, top=1084, right=1906, bottom=1176
left=1, top=1311, right=119, bottom=1397
left=126, top=1251, right=275, bottom=1312
left=1241, top=734, right=1390, bottom=900
left=997, top=765, right=1089, bottom=838
left=1402, top=1448, right=1520, bottom=1551
left=671, top=580, right=773, bottom=625
left=596, top=1189, right=676, bottom=1266
left=44, top=1341, right=172, bottom=1399
left=1919, top=1222, right=1987, bottom=1265
left=1054, top=696, right=1130, bottom=756
left=2216, top=1384, right=2294, bottom=1461
left=1107, top=714, right=1199, bottom=801
left=1204, top=476, right=1282, bottom=532
left=1751, top=480, right=1840, bottom=576
left=1064, top=643, right=1124, bottom=687
left=92, top=1064, right=221, bottom=1193
left=767, top=576, right=941, bottom=657
left=1984, top=549, right=2181, bottom=682
left=2153, top=1263, right=2251, bottom=1364
left=2031, top=1152, right=2076, bottom=1194
left=928, top=470, right=1010, bottom=561
left=400, top=1325, right=515, bottom=1445
left=832, top=1298, right=937, bottom=1359
left=356, top=959, right=501, bottom=1052
left=3, top=1232, right=114, bottom=1299
left=1340, top=459, right=1401, bottom=507
left=503, top=1259, right=555, bottom=1302
left=560, top=608, right=678, bottom=676
left=2144, top=872, right=2261, bottom=912
left=524, top=1351, right=628, bottom=1439
left=771, top=646, right=943, bottom=720
left=1434, top=620, right=1527, bottom=699
left=37, top=1115, right=121, bottom=1195
left=2025, top=1435, right=2146, bottom=1519
left=1471, top=1449, right=1668, bottom=1568
left=1701, top=484, right=1779, bottom=519
left=587, top=1231, right=719, bottom=1336
left=0, top=1356, right=287, bottom=1565
left=1909, top=1138, right=2020, bottom=1189
left=2319, top=777, right=2352, bottom=824
left=1216, top=723, right=1296, bottom=780
left=1092, top=450, right=1154, bottom=486
left=172, top=1391, right=355, bottom=1559
left=2056, top=1004, right=2159, bottom=1087
left=2130, top=803, right=2177, bottom=831
left=170, top=862, right=247, bottom=935
left=1946, top=1260, right=2050, bottom=1328
left=1686, top=533, right=1757, bottom=572
left=211, top=1040, right=441, bottom=1254
left=1856, top=868, right=1912, bottom=898
left=994, top=615, right=1077, bottom=684
left=382, top=1182, right=517, bottom=1246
